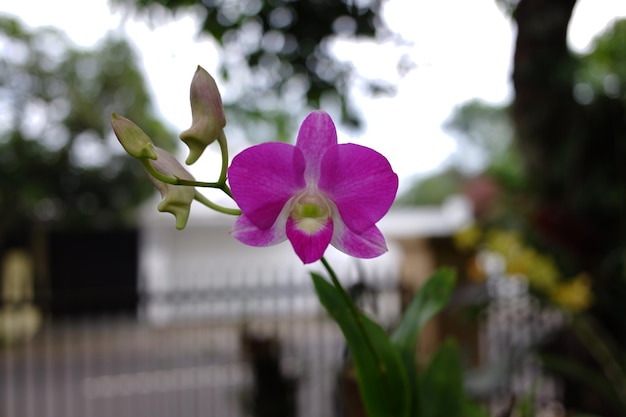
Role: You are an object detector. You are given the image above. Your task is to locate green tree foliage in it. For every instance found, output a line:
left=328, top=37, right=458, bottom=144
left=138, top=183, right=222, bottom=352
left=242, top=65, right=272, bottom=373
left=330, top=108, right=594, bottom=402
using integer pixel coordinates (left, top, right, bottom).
left=434, top=6, right=625, bottom=415
left=110, top=0, right=391, bottom=135
left=395, top=168, right=464, bottom=206
left=444, top=99, right=514, bottom=173
left=397, top=99, right=522, bottom=207
left=511, top=4, right=625, bottom=281
left=576, top=19, right=626, bottom=98
left=0, top=17, right=176, bottom=233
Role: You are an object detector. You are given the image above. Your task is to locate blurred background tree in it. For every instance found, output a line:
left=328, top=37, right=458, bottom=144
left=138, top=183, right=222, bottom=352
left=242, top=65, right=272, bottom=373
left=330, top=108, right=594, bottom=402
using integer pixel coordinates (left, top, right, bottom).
left=510, top=0, right=626, bottom=335
left=0, top=16, right=176, bottom=240
left=396, top=99, right=520, bottom=207
left=110, top=0, right=395, bottom=140
left=512, top=5, right=626, bottom=413
left=0, top=16, right=178, bottom=317
left=409, top=1, right=625, bottom=414
left=406, top=1, right=624, bottom=289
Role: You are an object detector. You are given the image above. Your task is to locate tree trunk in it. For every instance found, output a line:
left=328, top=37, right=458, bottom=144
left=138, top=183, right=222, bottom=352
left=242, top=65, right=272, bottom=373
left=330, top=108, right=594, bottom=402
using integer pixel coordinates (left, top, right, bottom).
left=512, top=0, right=577, bottom=195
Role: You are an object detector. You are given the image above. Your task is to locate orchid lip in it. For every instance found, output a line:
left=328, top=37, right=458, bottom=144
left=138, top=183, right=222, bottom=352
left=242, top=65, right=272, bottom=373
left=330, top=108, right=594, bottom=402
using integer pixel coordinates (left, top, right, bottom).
left=289, top=189, right=332, bottom=235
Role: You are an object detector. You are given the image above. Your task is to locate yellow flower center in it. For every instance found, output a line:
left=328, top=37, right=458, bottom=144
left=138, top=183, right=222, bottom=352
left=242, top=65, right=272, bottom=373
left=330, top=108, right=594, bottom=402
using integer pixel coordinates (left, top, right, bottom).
left=290, top=192, right=330, bottom=234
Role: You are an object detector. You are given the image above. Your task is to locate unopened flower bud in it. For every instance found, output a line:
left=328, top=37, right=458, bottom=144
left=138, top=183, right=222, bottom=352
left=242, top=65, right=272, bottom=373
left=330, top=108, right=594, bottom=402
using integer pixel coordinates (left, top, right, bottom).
left=111, top=113, right=157, bottom=160
left=148, top=147, right=196, bottom=230
left=179, top=66, right=226, bottom=165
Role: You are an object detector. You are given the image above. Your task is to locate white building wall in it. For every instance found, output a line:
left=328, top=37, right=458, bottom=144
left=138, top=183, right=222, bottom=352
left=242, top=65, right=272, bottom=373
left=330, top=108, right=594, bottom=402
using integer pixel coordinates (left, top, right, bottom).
left=137, top=196, right=471, bottom=325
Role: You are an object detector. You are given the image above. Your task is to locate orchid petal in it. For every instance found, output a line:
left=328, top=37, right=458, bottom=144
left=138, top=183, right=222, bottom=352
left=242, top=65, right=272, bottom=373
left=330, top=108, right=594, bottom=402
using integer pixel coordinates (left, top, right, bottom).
left=331, top=220, right=388, bottom=259
left=231, top=213, right=288, bottom=247
left=319, top=143, right=398, bottom=233
left=229, top=142, right=306, bottom=230
left=295, top=110, right=337, bottom=184
left=286, top=216, right=334, bottom=264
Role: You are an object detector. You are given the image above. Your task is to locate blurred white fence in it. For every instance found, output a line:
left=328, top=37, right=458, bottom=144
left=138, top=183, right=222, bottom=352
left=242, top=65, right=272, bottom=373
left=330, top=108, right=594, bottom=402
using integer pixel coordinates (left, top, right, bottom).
left=1, top=241, right=403, bottom=417
left=1, top=199, right=472, bottom=417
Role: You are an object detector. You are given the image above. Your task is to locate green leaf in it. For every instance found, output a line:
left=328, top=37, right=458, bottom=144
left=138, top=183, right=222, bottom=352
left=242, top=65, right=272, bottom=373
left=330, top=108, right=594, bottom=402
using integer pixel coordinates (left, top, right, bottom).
left=391, top=268, right=456, bottom=351
left=397, top=352, right=419, bottom=417
left=390, top=268, right=456, bottom=416
left=311, top=272, right=410, bottom=417
left=419, top=339, right=464, bottom=417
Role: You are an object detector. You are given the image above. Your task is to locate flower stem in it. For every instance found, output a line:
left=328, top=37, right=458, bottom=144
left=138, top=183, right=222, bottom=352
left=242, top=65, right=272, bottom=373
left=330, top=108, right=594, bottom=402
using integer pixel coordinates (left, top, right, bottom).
left=320, top=256, right=385, bottom=373
left=194, top=190, right=241, bottom=216
left=215, top=132, right=234, bottom=199
left=141, top=156, right=235, bottom=199
left=217, top=130, right=229, bottom=186
left=141, top=159, right=220, bottom=188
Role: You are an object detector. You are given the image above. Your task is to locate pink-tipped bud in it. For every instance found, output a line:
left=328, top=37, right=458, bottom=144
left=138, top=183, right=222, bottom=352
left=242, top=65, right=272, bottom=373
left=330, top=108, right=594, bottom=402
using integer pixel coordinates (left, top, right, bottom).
left=179, top=66, right=226, bottom=165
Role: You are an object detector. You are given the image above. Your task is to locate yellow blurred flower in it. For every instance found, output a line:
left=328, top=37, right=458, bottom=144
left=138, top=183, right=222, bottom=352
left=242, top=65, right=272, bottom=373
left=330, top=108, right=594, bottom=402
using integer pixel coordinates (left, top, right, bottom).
left=485, top=229, right=524, bottom=256
left=454, top=224, right=482, bottom=251
left=550, top=273, right=594, bottom=312
left=505, top=246, right=536, bottom=277
left=485, top=229, right=559, bottom=292
left=525, top=253, right=560, bottom=292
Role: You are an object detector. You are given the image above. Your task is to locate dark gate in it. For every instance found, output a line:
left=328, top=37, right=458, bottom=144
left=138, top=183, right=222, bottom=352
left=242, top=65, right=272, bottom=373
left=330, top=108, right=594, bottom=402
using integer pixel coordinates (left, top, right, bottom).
left=47, top=230, right=138, bottom=318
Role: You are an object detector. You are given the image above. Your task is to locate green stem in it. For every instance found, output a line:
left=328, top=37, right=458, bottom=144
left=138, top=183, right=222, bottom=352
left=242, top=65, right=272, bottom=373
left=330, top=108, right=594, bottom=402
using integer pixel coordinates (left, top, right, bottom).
left=320, top=256, right=386, bottom=374
left=194, top=190, right=241, bottom=216
left=215, top=132, right=234, bottom=199
left=217, top=130, right=229, bottom=185
left=141, top=159, right=220, bottom=188
left=141, top=156, right=234, bottom=200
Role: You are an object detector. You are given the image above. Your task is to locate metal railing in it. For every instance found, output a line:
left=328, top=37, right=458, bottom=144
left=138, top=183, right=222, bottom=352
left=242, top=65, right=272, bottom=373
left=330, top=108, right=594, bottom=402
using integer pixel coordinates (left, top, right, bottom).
left=1, top=268, right=401, bottom=417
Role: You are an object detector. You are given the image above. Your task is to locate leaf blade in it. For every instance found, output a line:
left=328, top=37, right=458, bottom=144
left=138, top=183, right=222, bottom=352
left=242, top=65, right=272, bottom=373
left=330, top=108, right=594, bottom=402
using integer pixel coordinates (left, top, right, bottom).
left=419, top=339, right=464, bottom=417
left=391, top=268, right=457, bottom=416
left=391, top=268, right=456, bottom=351
left=311, top=272, right=410, bottom=417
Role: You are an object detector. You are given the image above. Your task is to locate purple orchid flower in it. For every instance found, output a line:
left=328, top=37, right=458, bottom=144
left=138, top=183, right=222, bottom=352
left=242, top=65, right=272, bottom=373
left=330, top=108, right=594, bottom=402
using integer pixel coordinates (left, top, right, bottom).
left=228, top=110, right=398, bottom=264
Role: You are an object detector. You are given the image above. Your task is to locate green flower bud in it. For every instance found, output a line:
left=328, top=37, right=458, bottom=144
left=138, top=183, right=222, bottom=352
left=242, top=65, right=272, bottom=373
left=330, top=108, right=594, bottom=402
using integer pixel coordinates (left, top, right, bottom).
left=179, top=66, right=226, bottom=165
left=148, top=147, right=196, bottom=230
left=111, top=113, right=157, bottom=160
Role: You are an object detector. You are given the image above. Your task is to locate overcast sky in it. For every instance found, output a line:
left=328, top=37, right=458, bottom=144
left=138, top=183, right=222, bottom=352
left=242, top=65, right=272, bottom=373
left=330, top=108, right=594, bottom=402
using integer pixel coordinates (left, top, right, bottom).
left=2, top=0, right=625, bottom=192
